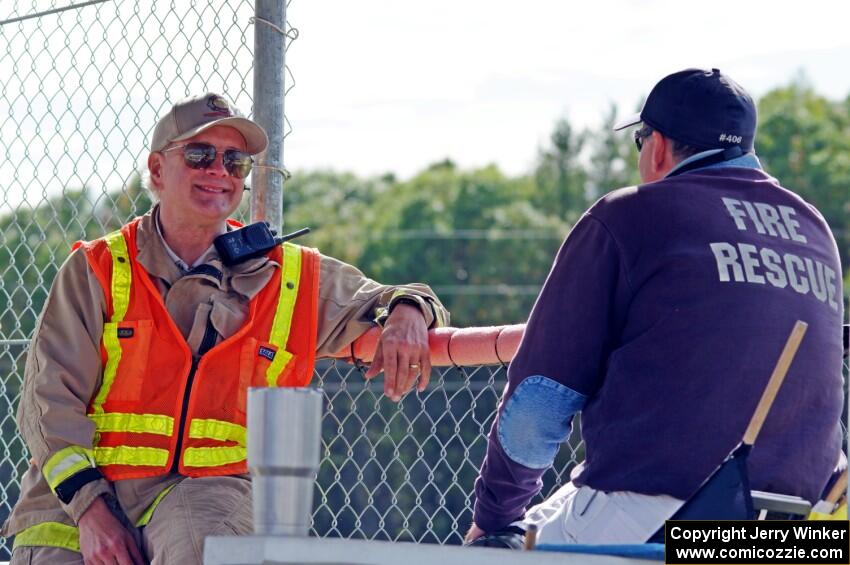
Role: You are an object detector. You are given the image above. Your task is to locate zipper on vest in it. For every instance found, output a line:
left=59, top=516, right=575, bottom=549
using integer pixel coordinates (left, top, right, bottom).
left=171, top=318, right=219, bottom=473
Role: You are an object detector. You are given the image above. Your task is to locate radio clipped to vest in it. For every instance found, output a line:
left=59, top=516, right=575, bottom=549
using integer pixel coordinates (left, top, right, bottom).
left=214, top=222, right=310, bottom=266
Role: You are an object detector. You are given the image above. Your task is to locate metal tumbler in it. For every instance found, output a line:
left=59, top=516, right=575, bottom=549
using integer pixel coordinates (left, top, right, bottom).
left=247, top=387, right=323, bottom=536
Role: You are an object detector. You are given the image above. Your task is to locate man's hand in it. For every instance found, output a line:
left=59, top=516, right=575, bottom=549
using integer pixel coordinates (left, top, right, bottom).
left=365, top=303, right=431, bottom=402
left=465, top=522, right=485, bottom=543
left=78, top=495, right=145, bottom=565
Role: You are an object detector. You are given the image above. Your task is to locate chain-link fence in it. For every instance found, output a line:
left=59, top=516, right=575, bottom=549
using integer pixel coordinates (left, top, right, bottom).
left=0, top=352, right=581, bottom=557
left=311, top=361, right=583, bottom=545
left=0, top=349, right=848, bottom=555
left=0, top=1, right=848, bottom=561
left=0, top=0, right=266, bottom=558
left=0, top=0, right=260, bottom=343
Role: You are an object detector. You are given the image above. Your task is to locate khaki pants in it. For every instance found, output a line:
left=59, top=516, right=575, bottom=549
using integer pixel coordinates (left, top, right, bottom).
left=11, top=476, right=253, bottom=565
left=524, top=482, right=684, bottom=545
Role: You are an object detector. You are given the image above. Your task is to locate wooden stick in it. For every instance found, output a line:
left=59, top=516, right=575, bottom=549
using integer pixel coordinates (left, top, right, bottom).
left=524, top=523, right=538, bottom=551
left=824, top=470, right=848, bottom=505
left=742, top=321, right=807, bottom=446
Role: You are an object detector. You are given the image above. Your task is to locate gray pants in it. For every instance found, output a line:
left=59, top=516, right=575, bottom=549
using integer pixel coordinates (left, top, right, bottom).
left=11, top=476, right=253, bottom=565
left=523, top=482, right=683, bottom=544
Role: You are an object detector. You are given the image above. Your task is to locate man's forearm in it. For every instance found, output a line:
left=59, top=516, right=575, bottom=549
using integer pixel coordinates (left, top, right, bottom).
left=473, top=433, right=547, bottom=533
left=473, top=373, right=586, bottom=533
left=314, top=253, right=448, bottom=357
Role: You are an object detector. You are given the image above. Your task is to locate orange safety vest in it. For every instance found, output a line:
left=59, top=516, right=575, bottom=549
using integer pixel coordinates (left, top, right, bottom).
left=73, top=217, right=319, bottom=481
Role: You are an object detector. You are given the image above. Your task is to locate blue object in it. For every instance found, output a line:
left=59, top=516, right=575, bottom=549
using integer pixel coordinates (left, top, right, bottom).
left=497, top=376, right=587, bottom=469
left=536, top=543, right=665, bottom=561
left=668, top=149, right=762, bottom=177
left=669, top=443, right=754, bottom=521
left=647, top=443, right=754, bottom=544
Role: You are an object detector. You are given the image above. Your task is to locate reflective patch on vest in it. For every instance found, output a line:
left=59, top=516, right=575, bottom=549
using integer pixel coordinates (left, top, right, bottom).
left=497, top=375, right=587, bottom=469
left=258, top=346, right=276, bottom=361
left=117, top=327, right=134, bottom=339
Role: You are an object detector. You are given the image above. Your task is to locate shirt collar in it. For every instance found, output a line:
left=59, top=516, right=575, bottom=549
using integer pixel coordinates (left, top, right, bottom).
left=666, top=149, right=763, bottom=177
left=154, top=207, right=219, bottom=272
left=139, top=206, right=280, bottom=298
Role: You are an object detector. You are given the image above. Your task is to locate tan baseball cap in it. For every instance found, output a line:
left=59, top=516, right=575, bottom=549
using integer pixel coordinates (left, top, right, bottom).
left=150, top=93, right=269, bottom=154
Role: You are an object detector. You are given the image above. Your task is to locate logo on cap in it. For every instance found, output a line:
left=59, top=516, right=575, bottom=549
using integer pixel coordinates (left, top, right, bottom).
left=205, top=95, right=233, bottom=117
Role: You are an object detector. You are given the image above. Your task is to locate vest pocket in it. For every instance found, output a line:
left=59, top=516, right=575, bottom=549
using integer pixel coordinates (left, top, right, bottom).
left=104, top=319, right=154, bottom=402
left=237, top=339, right=297, bottom=416
left=238, top=338, right=275, bottom=416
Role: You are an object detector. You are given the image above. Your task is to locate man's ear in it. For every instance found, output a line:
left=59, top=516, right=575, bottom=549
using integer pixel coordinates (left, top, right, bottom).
left=650, top=131, right=676, bottom=176
left=147, top=152, right=164, bottom=190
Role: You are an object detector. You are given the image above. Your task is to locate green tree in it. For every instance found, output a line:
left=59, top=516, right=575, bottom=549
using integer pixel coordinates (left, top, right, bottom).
left=356, top=161, right=565, bottom=326
left=587, top=103, right=641, bottom=200
left=757, top=80, right=850, bottom=295
left=282, top=170, right=388, bottom=264
left=532, top=118, right=588, bottom=223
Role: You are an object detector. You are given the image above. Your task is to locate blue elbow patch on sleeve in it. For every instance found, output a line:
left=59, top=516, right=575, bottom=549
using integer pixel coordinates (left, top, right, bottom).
left=497, top=376, right=587, bottom=469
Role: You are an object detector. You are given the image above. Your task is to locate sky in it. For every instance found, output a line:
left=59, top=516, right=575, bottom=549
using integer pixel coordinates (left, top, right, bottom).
left=2, top=0, right=850, bottom=212
left=285, top=0, right=850, bottom=179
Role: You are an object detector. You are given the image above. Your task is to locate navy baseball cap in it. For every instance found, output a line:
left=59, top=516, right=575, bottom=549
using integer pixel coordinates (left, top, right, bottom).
left=614, top=68, right=757, bottom=152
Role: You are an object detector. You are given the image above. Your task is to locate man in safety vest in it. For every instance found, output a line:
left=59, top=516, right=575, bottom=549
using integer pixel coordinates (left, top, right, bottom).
left=3, top=93, right=449, bottom=564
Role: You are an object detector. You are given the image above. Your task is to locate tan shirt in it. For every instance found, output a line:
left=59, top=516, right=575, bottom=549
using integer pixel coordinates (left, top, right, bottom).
left=4, top=209, right=447, bottom=535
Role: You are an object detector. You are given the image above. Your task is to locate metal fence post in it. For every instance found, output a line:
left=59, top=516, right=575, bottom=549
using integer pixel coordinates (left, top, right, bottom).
left=252, top=0, right=287, bottom=232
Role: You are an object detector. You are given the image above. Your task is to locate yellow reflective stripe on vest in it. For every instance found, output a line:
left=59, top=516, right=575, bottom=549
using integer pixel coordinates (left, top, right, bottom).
left=90, top=412, right=174, bottom=436
left=135, top=483, right=177, bottom=527
left=94, top=446, right=169, bottom=467
left=42, top=446, right=96, bottom=493
left=13, top=521, right=80, bottom=552
left=104, top=230, right=131, bottom=322
left=183, top=446, right=246, bottom=468
left=95, top=323, right=123, bottom=415
left=265, top=243, right=301, bottom=386
left=91, top=230, right=132, bottom=415
left=183, top=420, right=247, bottom=469
left=189, top=418, right=247, bottom=446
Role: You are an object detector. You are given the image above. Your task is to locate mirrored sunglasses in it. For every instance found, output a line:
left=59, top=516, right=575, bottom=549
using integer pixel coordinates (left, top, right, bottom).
left=162, top=142, right=254, bottom=179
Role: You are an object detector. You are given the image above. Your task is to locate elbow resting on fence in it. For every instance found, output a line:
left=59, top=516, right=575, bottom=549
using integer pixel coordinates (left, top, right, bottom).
left=331, top=324, right=525, bottom=366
